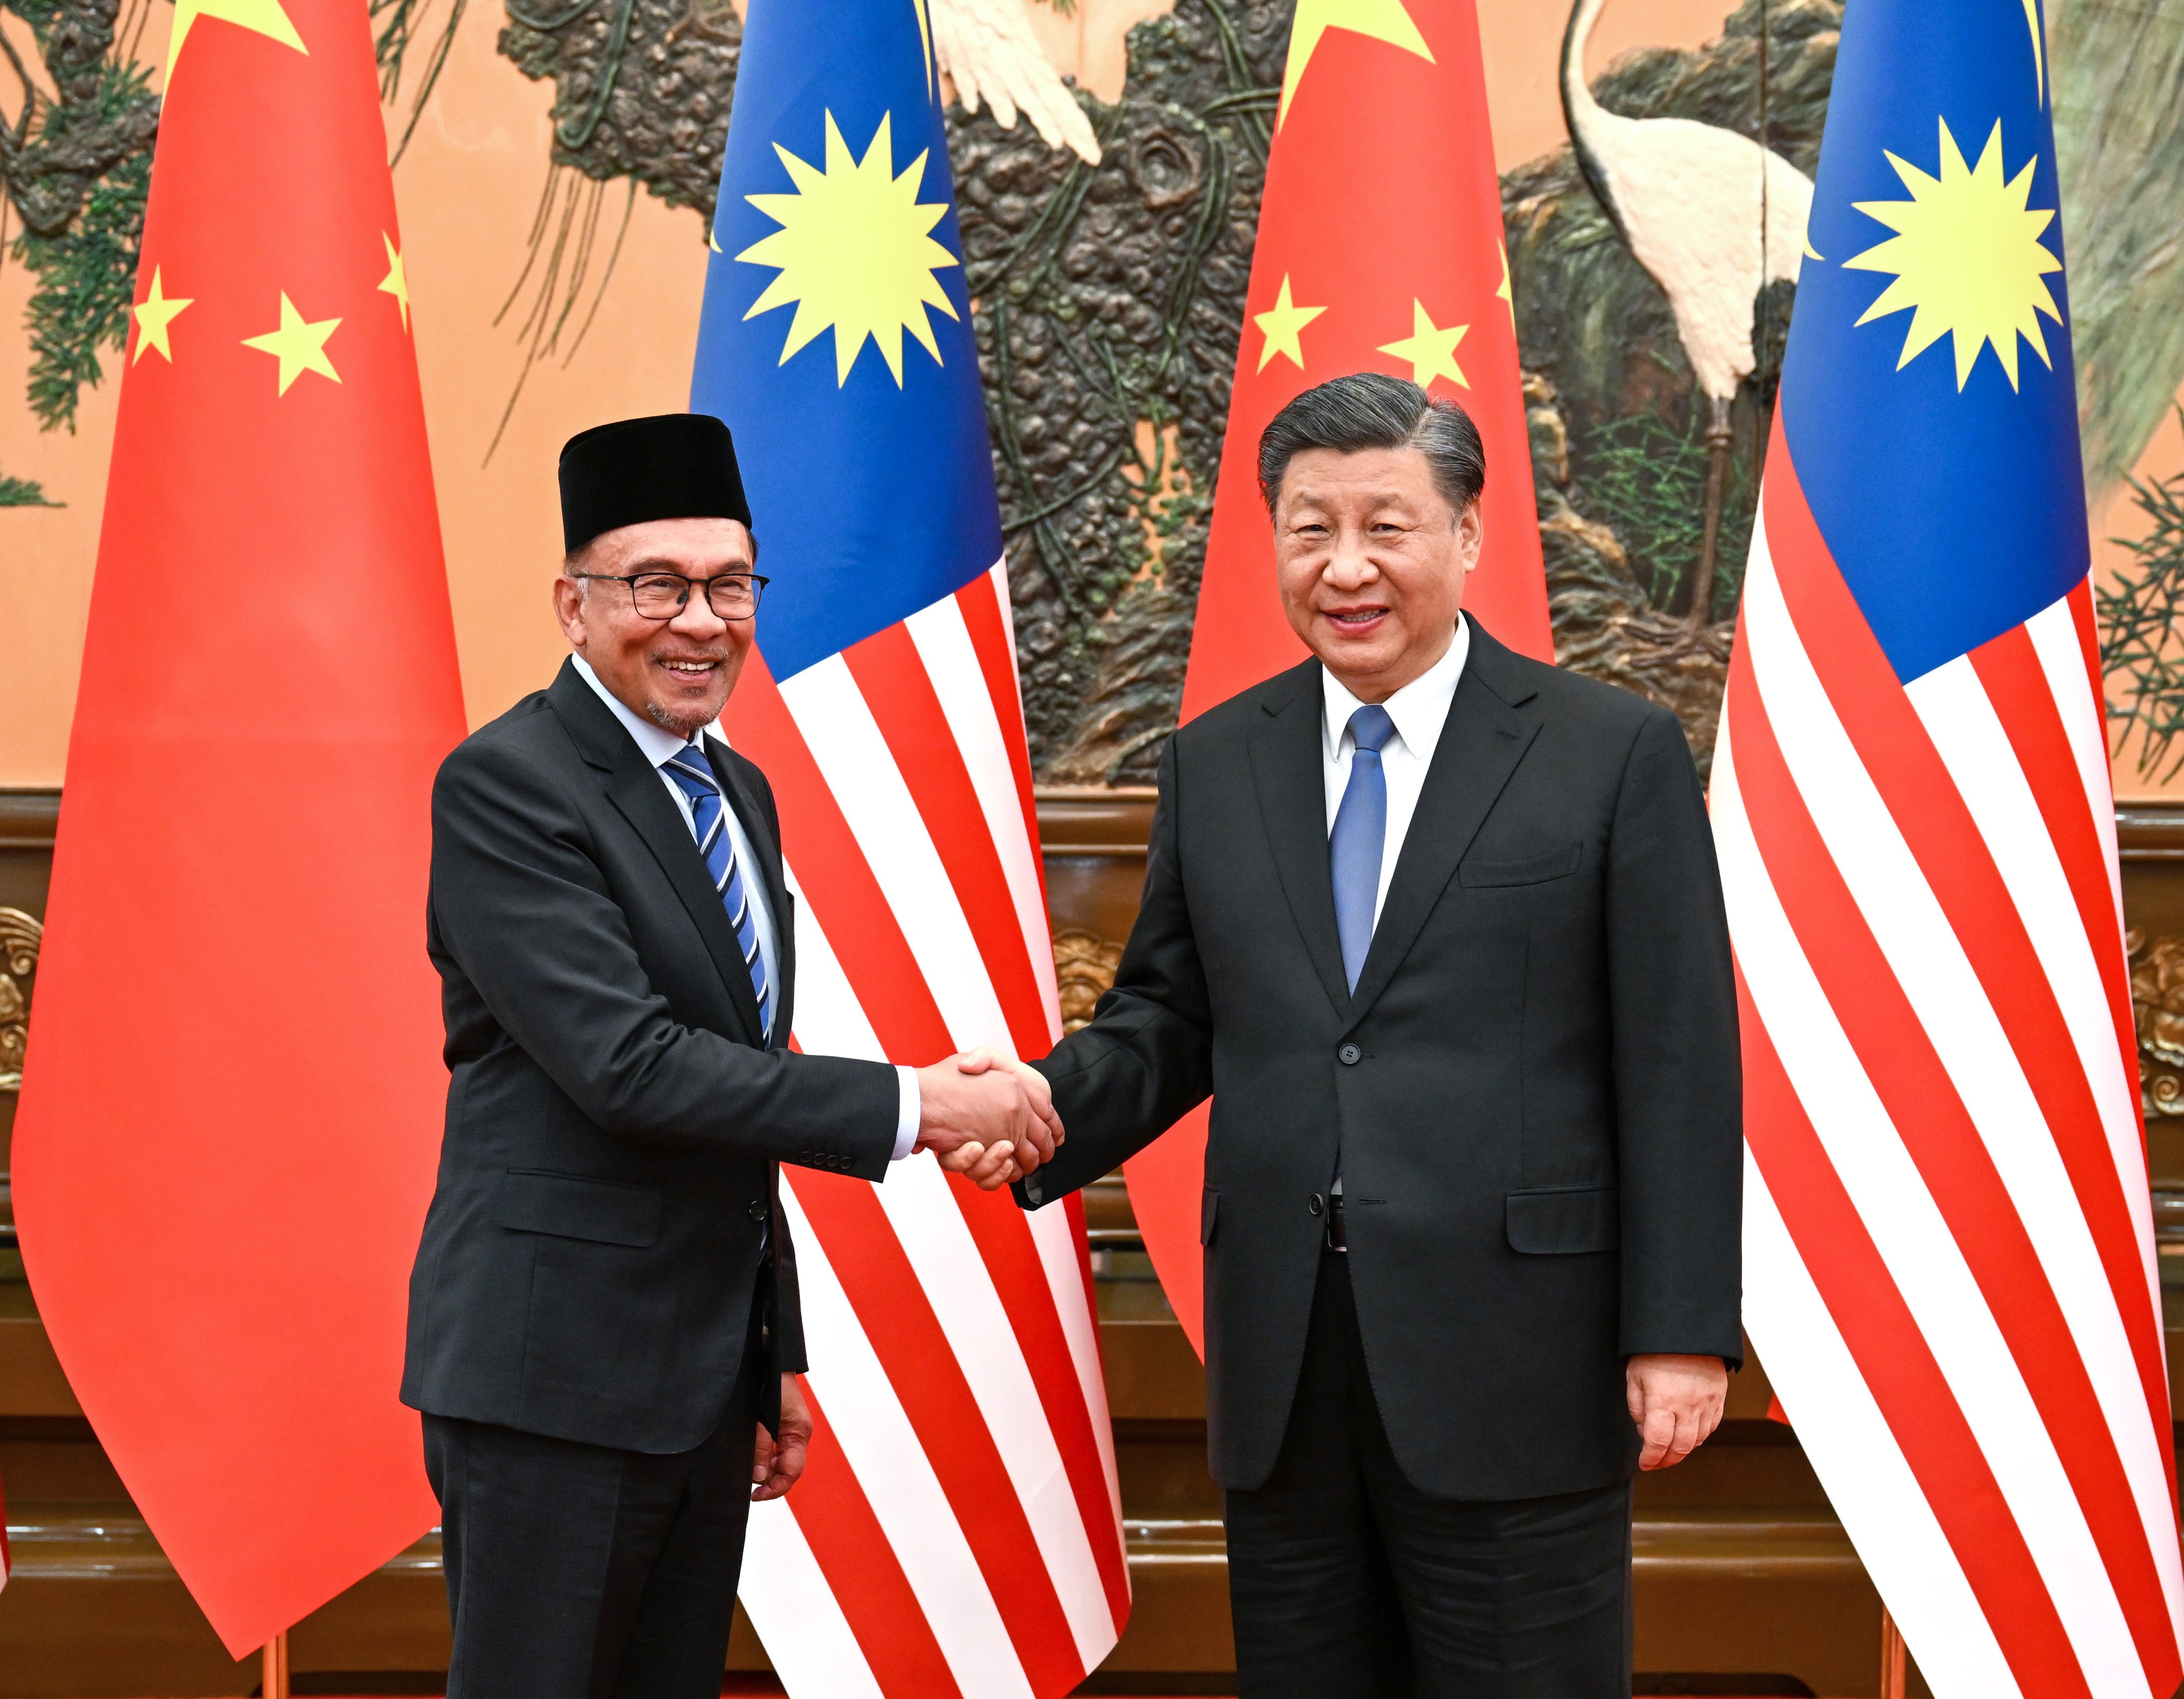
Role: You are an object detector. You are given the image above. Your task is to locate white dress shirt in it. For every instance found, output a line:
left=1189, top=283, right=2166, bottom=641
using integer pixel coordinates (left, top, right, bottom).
left=1320, top=614, right=1472, bottom=929
left=1319, top=617, right=1469, bottom=1196
left=572, top=656, right=920, bottom=1159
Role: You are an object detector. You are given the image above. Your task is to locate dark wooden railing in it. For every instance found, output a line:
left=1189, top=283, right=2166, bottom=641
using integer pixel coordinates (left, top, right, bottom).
left=3, top=786, right=2181, bottom=1695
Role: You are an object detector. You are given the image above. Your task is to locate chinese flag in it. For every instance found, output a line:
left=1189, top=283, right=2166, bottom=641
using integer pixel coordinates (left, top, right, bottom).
left=13, top=0, right=462, bottom=1654
left=1129, top=0, right=1551, bottom=1350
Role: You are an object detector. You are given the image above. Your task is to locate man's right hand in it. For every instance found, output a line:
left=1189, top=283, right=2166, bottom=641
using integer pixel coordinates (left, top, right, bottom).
left=914, top=1052, right=1063, bottom=1188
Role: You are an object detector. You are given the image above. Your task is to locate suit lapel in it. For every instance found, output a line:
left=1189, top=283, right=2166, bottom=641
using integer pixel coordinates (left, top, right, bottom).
left=707, top=736, right=797, bottom=1047
left=1247, top=662, right=1352, bottom=1019
left=1345, top=624, right=1542, bottom=1025
left=603, top=765, right=768, bottom=1046
left=546, top=663, right=767, bottom=1046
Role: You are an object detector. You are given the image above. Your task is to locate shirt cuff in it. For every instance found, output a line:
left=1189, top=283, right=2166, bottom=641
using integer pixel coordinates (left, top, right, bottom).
left=892, top=1065, right=921, bottom=1161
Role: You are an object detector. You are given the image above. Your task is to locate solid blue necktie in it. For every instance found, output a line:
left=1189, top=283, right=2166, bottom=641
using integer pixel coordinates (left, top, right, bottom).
left=1331, top=705, right=1398, bottom=993
left=661, top=746, right=774, bottom=1039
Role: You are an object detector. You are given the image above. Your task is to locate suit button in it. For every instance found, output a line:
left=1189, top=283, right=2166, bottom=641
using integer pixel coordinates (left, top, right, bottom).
left=1308, top=1192, right=1325, bottom=1216
left=1338, top=1043, right=1361, bottom=1065
left=748, top=1199, right=769, bottom=1222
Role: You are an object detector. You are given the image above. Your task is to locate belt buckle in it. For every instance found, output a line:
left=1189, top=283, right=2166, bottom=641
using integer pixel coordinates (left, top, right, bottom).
left=1324, top=1196, right=1348, bottom=1253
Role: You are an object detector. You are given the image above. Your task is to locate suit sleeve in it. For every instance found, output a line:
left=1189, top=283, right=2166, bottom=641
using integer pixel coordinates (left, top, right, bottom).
left=1017, top=735, right=1215, bottom=1209
left=429, top=733, right=899, bottom=1177
left=770, top=1179, right=808, bottom=1375
left=1607, top=707, right=1745, bottom=1366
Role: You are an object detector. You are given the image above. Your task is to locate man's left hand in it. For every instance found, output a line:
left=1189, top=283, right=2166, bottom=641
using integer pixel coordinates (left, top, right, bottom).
left=1625, top=1353, right=1726, bottom=1470
left=753, top=1375, right=813, bottom=1501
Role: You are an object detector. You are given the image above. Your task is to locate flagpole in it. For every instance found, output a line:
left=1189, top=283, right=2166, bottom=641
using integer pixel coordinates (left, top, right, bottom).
left=262, top=1630, right=290, bottom=1699
left=1879, top=1606, right=1907, bottom=1699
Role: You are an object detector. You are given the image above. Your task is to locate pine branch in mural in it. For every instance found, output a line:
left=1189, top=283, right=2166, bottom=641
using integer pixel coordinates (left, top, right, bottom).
left=0, top=0, right=158, bottom=454
left=373, top=0, right=471, bottom=162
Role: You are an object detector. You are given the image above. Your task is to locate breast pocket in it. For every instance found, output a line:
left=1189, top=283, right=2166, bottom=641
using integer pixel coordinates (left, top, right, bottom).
left=1459, top=844, right=1583, bottom=888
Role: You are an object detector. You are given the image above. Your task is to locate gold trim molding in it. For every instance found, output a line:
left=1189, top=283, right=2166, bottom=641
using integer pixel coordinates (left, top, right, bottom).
left=1, top=905, right=39, bottom=1093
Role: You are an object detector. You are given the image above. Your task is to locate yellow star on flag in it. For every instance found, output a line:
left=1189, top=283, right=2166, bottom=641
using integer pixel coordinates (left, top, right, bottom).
left=1278, top=0, right=1434, bottom=127
left=1378, top=299, right=1470, bottom=389
left=167, top=0, right=306, bottom=82
left=131, top=267, right=192, bottom=365
left=737, top=110, right=962, bottom=387
left=1495, top=242, right=1515, bottom=329
left=1845, top=117, right=2062, bottom=391
left=242, top=293, right=341, bottom=395
left=1254, top=274, right=1326, bottom=373
left=378, top=234, right=411, bottom=332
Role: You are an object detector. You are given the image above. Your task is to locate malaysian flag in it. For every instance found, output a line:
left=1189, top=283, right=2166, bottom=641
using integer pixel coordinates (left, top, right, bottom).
left=1713, top=2, right=2184, bottom=1695
left=689, top=0, right=1128, bottom=1693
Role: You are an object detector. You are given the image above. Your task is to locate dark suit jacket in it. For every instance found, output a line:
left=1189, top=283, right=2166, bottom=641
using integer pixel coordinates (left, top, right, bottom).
left=402, top=659, right=899, bottom=1455
left=1019, top=622, right=1742, bottom=1500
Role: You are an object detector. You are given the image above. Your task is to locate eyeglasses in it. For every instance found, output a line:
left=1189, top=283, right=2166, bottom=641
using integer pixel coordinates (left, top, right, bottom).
left=572, top=571, right=770, bottom=621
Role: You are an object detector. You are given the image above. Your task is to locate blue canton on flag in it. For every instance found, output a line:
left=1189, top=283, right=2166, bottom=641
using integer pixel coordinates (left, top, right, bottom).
left=689, top=2, right=1130, bottom=1693
left=1782, top=0, right=2086, bottom=682
left=693, top=0, right=1002, bottom=684
left=1716, top=2, right=2184, bottom=1697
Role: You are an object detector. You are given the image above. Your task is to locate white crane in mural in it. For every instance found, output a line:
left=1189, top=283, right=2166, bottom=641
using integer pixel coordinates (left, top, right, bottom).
left=1560, top=0, right=1813, bottom=623
left=932, top=0, right=1103, bottom=165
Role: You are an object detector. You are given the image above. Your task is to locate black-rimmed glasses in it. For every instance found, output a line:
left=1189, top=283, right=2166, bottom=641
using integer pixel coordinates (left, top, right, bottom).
left=572, top=571, right=769, bottom=621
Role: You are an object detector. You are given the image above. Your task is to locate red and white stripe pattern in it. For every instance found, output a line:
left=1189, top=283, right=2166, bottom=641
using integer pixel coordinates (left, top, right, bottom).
left=1715, top=424, right=2184, bottom=1699
left=719, top=561, right=1129, bottom=1697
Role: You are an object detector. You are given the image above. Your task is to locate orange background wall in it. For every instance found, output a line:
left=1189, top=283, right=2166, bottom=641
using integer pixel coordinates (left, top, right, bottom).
left=3, top=0, right=2177, bottom=792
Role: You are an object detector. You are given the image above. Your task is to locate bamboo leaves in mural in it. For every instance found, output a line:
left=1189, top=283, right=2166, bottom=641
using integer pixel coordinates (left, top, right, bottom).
left=2100, top=408, right=2184, bottom=782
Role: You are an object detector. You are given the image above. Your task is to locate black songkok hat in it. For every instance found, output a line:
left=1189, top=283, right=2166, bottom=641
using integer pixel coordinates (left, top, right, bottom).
left=558, top=413, right=753, bottom=554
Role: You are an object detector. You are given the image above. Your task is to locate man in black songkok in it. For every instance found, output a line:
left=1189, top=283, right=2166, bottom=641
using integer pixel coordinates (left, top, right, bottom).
left=400, top=413, right=1064, bottom=1699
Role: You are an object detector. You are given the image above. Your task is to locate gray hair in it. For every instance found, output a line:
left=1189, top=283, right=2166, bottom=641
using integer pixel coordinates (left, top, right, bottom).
left=1257, top=372, right=1486, bottom=517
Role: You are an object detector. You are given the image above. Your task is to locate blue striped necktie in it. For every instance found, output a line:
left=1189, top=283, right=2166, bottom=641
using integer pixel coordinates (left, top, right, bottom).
left=660, top=745, right=774, bottom=1039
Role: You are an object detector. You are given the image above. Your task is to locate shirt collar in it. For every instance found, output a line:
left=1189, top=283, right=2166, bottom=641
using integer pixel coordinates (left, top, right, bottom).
left=1321, top=614, right=1470, bottom=765
left=571, top=653, right=706, bottom=770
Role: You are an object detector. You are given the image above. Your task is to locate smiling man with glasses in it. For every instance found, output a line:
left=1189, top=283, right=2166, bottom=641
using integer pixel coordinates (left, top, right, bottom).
left=401, top=413, right=1065, bottom=1699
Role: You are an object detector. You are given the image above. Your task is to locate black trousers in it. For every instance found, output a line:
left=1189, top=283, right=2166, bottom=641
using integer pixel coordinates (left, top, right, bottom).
left=423, top=1339, right=763, bottom=1699
left=1225, top=1252, right=1634, bottom=1698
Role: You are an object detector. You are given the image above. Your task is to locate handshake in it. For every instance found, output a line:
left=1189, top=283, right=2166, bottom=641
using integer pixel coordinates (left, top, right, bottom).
left=911, top=1049, right=1065, bottom=1190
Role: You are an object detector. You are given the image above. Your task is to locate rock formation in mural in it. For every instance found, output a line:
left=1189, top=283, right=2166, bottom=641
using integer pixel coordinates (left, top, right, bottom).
left=492, top=0, right=1860, bottom=778
left=7, top=0, right=2184, bottom=780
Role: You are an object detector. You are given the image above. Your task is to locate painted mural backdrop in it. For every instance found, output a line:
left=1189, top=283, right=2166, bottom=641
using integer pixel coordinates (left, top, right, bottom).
left=4, top=0, right=2184, bottom=784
